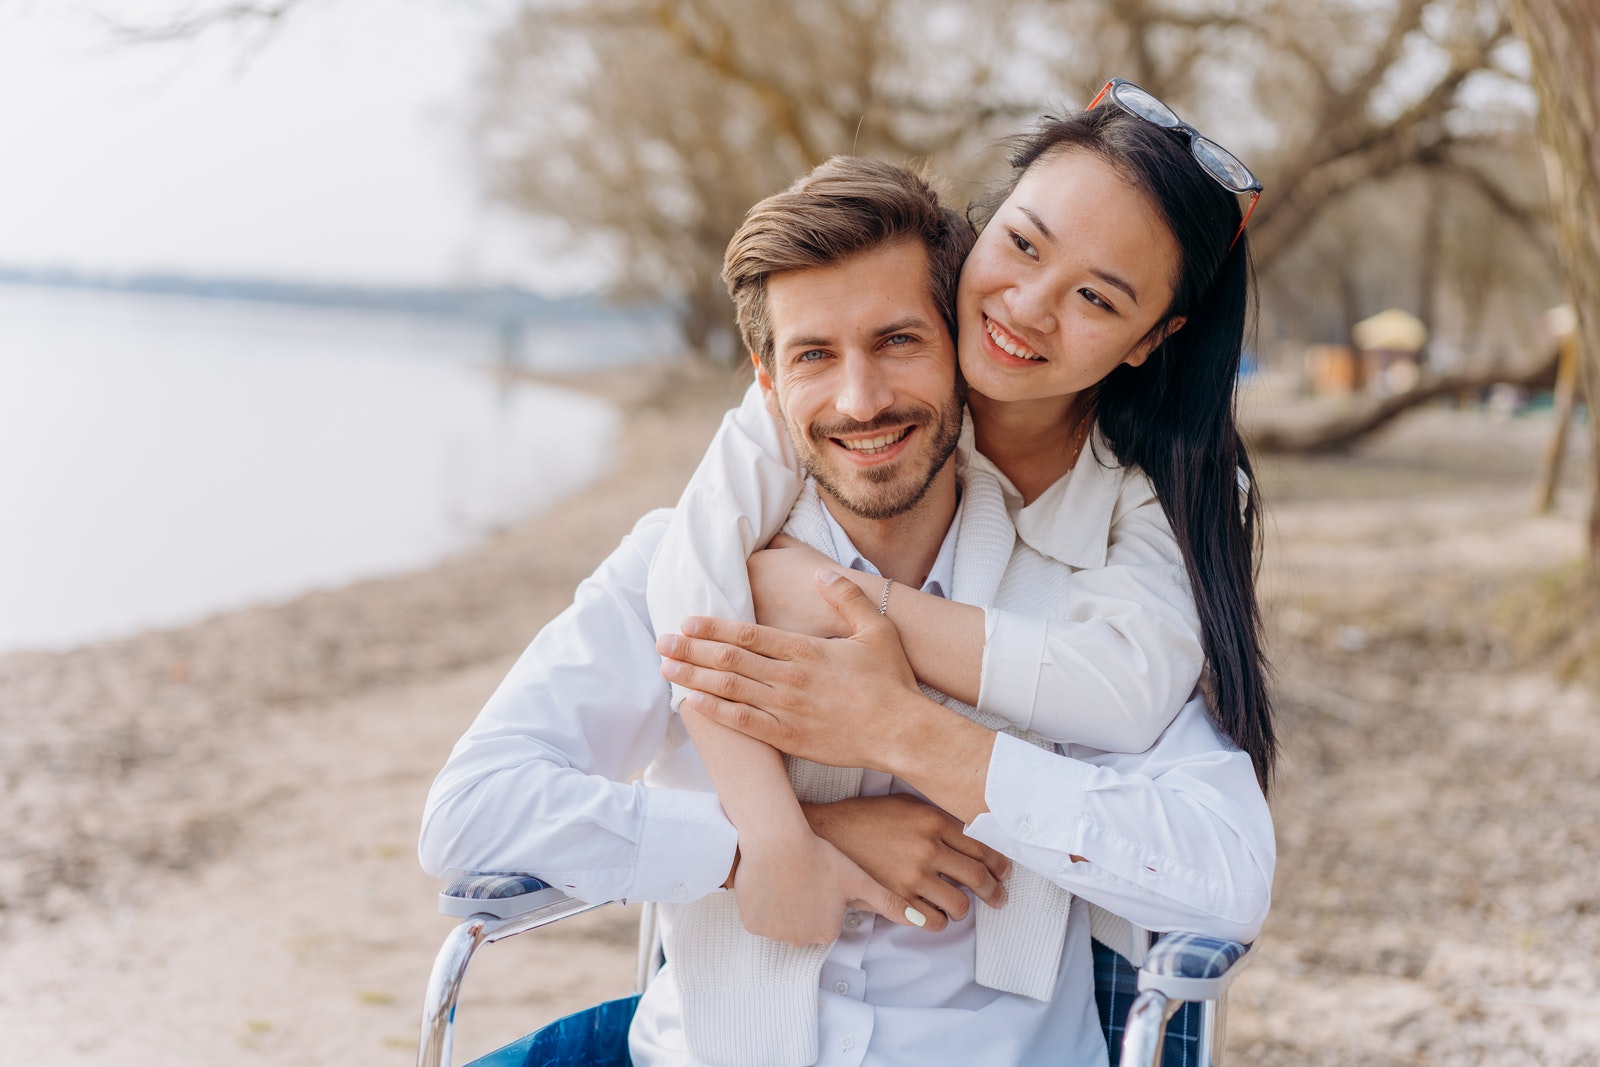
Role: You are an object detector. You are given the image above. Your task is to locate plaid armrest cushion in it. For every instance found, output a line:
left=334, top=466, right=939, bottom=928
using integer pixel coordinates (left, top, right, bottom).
left=439, top=874, right=571, bottom=919
left=1141, top=933, right=1250, bottom=980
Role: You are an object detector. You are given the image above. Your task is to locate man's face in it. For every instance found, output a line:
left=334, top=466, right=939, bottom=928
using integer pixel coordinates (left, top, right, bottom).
left=756, top=239, right=963, bottom=521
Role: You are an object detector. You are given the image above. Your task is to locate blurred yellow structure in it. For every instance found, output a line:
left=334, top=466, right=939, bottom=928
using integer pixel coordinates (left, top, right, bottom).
left=1353, top=308, right=1429, bottom=395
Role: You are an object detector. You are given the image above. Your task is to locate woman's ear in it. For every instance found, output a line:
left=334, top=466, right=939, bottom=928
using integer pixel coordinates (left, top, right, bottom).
left=1124, top=315, right=1187, bottom=369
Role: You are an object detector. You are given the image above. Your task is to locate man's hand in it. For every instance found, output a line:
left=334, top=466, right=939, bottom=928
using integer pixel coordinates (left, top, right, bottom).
left=659, top=570, right=926, bottom=773
left=804, top=794, right=1011, bottom=933
left=727, top=823, right=927, bottom=948
left=662, top=570, right=998, bottom=823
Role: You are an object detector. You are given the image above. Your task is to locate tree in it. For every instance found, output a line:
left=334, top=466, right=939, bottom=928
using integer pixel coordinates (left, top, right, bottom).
left=475, top=0, right=1055, bottom=364
left=1504, top=0, right=1600, bottom=572
left=477, top=0, right=1539, bottom=365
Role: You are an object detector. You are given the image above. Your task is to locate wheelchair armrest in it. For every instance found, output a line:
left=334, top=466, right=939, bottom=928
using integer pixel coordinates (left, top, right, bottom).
left=1135, top=931, right=1253, bottom=1003
left=422, top=876, right=616, bottom=1067
left=439, top=874, right=576, bottom=921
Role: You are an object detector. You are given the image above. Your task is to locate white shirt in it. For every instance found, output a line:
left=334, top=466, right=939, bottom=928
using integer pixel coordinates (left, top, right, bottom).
left=419, top=510, right=1274, bottom=1067
left=645, top=382, right=1204, bottom=753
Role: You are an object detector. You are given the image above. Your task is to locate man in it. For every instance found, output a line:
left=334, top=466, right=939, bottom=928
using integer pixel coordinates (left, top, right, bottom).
left=419, top=158, right=1271, bottom=1067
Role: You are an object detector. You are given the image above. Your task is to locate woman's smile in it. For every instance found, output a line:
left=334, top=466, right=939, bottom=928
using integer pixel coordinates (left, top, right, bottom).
left=982, top=314, right=1045, bottom=362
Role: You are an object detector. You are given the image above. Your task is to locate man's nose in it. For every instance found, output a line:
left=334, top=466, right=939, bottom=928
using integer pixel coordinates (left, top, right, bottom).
left=833, top=353, right=895, bottom=423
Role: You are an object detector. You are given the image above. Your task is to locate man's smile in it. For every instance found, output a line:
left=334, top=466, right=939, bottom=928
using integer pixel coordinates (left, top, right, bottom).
left=833, top=426, right=913, bottom=457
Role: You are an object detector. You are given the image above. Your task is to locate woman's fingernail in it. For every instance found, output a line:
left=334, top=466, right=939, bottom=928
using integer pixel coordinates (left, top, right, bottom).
left=905, top=907, right=927, bottom=927
left=818, top=569, right=845, bottom=586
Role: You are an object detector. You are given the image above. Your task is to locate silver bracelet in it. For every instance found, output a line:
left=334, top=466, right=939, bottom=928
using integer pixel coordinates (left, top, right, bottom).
left=878, top=577, right=893, bottom=616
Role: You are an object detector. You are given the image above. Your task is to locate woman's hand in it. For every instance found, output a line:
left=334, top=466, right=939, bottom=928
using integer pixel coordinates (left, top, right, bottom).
left=803, top=795, right=1011, bottom=932
left=727, top=823, right=925, bottom=947
left=658, top=571, right=927, bottom=773
left=748, top=535, right=864, bottom=637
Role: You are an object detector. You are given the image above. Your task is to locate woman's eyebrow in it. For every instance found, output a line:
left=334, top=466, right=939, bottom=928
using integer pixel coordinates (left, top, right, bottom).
left=1092, top=269, right=1140, bottom=306
left=1019, top=207, right=1054, bottom=241
left=1022, top=205, right=1139, bottom=305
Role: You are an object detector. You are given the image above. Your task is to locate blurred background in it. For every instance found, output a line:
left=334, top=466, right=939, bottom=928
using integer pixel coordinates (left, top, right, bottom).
left=0, top=1, right=1596, bottom=1064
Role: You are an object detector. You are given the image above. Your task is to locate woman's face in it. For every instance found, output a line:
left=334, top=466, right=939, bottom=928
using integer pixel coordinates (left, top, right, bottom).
left=957, top=147, right=1185, bottom=410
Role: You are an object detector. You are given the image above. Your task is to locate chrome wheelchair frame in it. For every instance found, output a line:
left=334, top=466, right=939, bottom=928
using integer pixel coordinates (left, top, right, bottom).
left=419, top=874, right=1253, bottom=1067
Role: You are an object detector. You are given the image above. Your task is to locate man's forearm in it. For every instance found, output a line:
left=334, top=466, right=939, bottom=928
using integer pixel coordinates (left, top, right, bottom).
left=877, top=694, right=997, bottom=825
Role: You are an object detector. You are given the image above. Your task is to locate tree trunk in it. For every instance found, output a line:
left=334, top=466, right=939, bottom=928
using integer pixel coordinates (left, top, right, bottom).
left=1506, top=0, right=1600, bottom=574
left=1246, top=349, right=1560, bottom=454
left=1534, top=335, right=1581, bottom=514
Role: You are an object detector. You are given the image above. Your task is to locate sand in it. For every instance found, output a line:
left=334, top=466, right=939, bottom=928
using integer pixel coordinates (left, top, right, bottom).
left=0, top=365, right=1595, bottom=1066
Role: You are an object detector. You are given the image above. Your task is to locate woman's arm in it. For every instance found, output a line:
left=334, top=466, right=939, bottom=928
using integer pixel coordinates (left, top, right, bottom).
left=661, top=574, right=1273, bottom=942
left=645, top=379, right=801, bottom=633
left=744, top=467, right=1202, bottom=752
left=644, top=379, right=914, bottom=945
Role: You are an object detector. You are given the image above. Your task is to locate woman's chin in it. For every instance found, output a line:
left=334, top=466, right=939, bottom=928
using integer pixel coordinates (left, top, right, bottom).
left=958, top=360, right=1033, bottom=405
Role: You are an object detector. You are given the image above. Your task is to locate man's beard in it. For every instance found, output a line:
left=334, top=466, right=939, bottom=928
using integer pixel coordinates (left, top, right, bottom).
left=792, top=398, right=964, bottom=521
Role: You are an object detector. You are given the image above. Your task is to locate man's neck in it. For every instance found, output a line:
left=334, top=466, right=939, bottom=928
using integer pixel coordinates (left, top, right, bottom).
left=819, top=467, right=959, bottom=588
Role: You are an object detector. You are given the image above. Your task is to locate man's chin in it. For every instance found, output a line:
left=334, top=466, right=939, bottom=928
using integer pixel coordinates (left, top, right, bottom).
left=813, top=468, right=929, bottom=521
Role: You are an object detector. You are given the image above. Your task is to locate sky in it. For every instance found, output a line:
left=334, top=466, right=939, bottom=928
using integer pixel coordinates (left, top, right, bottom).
left=0, top=0, right=600, bottom=292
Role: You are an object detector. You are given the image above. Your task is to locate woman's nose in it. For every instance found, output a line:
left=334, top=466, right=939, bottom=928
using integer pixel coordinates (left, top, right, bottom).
left=1004, top=277, right=1059, bottom=335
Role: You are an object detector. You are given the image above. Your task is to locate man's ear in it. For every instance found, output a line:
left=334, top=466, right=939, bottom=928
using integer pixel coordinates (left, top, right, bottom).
left=1124, top=315, right=1186, bottom=370
left=751, top=352, right=780, bottom=417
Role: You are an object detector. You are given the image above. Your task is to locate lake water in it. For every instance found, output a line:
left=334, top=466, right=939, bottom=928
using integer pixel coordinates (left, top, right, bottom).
left=0, top=285, right=665, bottom=653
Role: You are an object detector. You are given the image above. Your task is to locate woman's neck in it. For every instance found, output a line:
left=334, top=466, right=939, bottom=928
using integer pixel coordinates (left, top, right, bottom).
left=968, top=391, right=1093, bottom=506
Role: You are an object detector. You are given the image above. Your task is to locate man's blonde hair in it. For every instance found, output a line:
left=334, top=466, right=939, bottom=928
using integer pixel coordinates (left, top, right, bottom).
left=722, top=156, right=975, bottom=376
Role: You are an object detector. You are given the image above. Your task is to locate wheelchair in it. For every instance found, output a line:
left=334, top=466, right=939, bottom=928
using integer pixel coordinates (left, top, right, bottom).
left=418, top=873, right=1254, bottom=1067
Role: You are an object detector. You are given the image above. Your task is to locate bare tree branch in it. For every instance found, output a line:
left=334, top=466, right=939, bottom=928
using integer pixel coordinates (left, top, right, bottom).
left=97, top=0, right=304, bottom=43
left=1247, top=347, right=1561, bottom=453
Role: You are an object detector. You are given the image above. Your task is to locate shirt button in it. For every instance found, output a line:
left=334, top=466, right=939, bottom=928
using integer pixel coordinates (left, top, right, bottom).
left=1017, top=817, right=1034, bottom=837
left=844, top=912, right=862, bottom=929
left=671, top=885, right=687, bottom=900
left=841, top=1035, right=855, bottom=1050
left=834, top=980, right=849, bottom=995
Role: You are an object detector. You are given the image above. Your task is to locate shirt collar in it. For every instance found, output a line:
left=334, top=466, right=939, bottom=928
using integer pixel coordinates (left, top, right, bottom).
left=958, top=412, right=1121, bottom=570
left=818, top=493, right=962, bottom=599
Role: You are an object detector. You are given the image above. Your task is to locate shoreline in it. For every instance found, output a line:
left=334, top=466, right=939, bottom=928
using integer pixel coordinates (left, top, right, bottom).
left=0, top=359, right=745, bottom=926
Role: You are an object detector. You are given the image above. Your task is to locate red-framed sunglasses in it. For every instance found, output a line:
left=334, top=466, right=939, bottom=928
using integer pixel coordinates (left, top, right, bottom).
left=1088, top=77, right=1263, bottom=249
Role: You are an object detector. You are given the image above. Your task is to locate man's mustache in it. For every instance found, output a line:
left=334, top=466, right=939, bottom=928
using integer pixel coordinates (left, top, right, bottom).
left=809, top=408, right=929, bottom=440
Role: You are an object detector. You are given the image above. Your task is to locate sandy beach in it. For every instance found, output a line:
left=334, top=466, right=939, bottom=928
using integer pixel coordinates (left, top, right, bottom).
left=1, top=365, right=1595, bottom=1065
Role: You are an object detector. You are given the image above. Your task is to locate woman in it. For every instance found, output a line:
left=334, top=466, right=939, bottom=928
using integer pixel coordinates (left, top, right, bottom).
left=651, top=80, right=1275, bottom=950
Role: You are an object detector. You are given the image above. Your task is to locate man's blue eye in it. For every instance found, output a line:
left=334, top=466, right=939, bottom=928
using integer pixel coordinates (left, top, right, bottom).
left=886, top=334, right=913, bottom=346
left=798, top=350, right=826, bottom=362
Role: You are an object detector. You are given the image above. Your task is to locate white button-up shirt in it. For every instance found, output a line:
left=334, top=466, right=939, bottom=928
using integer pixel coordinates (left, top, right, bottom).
left=420, top=509, right=1273, bottom=1067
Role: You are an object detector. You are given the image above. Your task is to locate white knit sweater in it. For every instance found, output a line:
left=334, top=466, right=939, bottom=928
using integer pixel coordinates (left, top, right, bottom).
left=674, top=464, right=1077, bottom=1067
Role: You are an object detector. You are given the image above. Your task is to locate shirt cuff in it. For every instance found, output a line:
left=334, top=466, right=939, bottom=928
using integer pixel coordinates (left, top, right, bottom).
left=965, top=733, right=1090, bottom=877
left=976, top=608, right=1049, bottom=731
left=631, top=786, right=739, bottom=904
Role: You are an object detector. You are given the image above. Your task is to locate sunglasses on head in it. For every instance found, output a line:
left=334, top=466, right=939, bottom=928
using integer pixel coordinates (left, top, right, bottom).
left=1088, top=77, right=1263, bottom=250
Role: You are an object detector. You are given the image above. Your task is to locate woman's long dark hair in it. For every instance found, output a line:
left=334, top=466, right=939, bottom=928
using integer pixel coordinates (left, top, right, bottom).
left=972, top=106, right=1277, bottom=793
